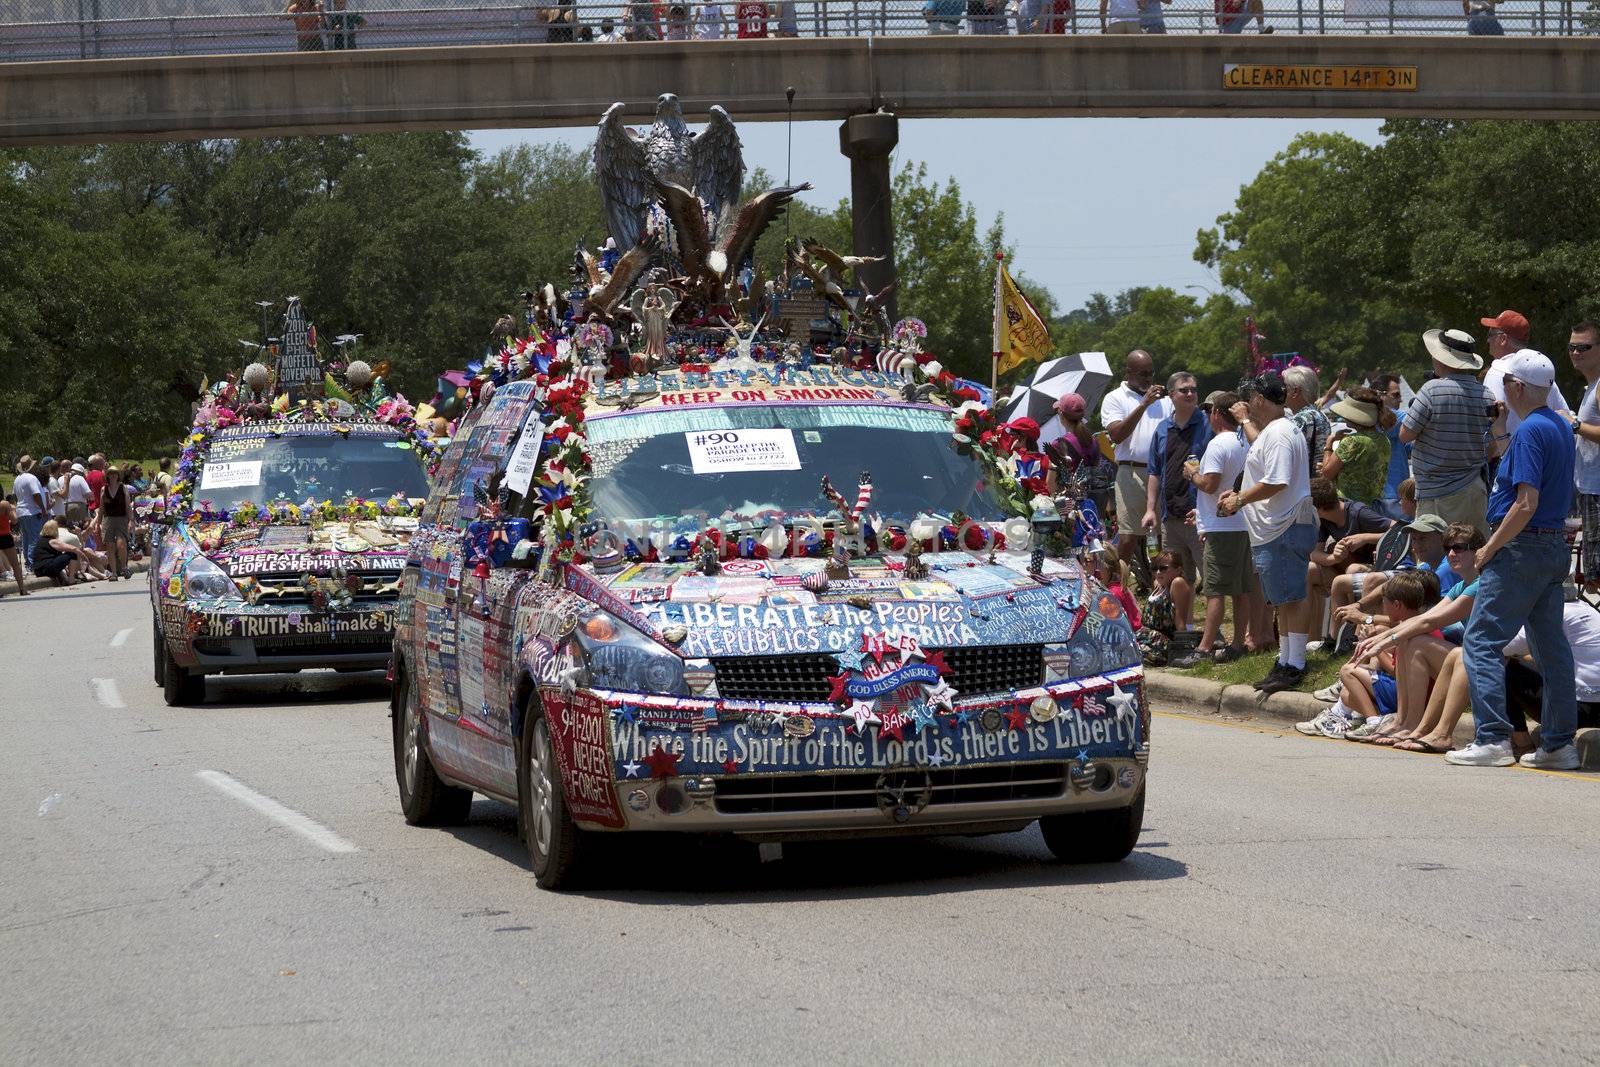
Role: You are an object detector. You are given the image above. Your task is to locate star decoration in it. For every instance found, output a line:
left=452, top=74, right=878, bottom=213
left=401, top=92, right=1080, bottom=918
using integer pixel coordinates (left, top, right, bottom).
left=955, top=708, right=975, bottom=726
left=878, top=711, right=907, bottom=742
left=926, top=748, right=948, bottom=768
left=833, top=648, right=867, bottom=672
left=826, top=672, right=851, bottom=704
left=845, top=700, right=881, bottom=733
left=643, top=745, right=680, bottom=779
left=1003, top=707, right=1029, bottom=731
left=921, top=649, right=950, bottom=675
left=1076, top=748, right=1091, bottom=762
left=621, top=759, right=643, bottom=778
left=908, top=701, right=937, bottom=733
left=925, top=679, right=958, bottom=709
left=722, top=757, right=740, bottom=775
left=613, top=704, right=636, bottom=725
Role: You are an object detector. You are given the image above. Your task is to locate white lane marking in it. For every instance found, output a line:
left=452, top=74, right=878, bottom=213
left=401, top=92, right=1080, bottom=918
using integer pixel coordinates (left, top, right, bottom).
left=90, top=678, right=125, bottom=708
left=195, top=771, right=358, bottom=854
left=110, top=628, right=132, bottom=647
left=37, top=793, right=62, bottom=817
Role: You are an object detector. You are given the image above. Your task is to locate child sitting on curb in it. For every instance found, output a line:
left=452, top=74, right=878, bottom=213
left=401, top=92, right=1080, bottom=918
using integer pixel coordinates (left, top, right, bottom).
left=1295, top=569, right=1441, bottom=739
left=1138, top=550, right=1198, bottom=666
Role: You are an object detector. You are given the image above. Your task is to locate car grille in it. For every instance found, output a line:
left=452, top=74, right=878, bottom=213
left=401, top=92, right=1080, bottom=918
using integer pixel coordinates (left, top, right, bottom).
left=711, top=644, right=1045, bottom=702
left=713, top=762, right=1069, bottom=815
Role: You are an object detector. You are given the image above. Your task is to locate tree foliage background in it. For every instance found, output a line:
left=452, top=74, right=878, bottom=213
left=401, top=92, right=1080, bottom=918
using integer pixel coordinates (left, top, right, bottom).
left=1, top=136, right=1037, bottom=460
left=1053, top=119, right=1600, bottom=406
left=5, top=120, right=1597, bottom=459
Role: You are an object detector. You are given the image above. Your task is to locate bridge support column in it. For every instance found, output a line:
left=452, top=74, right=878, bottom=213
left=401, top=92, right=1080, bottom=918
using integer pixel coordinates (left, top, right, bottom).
left=838, top=110, right=899, bottom=324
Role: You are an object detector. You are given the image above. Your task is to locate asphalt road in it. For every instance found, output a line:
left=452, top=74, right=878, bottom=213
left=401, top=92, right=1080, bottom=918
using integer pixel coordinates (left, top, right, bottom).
left=4, top=582, right=1598, bottom=1065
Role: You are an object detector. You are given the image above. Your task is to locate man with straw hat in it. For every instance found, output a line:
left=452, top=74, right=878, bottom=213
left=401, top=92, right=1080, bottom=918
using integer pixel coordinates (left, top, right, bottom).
left=1322, top=387, right=1391, bottom=506
left=12, top=456, right=49, bottom=569
left=1400, top=328, right=1494, bottom=537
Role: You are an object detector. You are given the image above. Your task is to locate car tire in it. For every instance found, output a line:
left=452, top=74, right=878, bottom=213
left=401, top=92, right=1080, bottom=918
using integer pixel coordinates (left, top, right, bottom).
left=393, top=670, right=473, bottom=827
left=152, top=621, right=166, bottom=686
left=161, top=646, right=205, bottom=706
left=517, top=696, right=585, bottom=890
left=1039, top=787, right=1145, bottom=864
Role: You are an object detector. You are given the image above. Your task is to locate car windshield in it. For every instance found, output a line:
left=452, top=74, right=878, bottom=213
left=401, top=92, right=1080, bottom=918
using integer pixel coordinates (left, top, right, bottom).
left=583, top=404, right=1006, bottom=526
left=194, top=428, right=431, bottom=511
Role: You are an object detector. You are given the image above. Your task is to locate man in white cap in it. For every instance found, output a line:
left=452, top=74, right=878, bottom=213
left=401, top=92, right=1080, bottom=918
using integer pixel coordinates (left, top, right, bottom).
left=1447, top=349, right=1580, bottom=769
left=1401, top=328, right=1493, bottom=536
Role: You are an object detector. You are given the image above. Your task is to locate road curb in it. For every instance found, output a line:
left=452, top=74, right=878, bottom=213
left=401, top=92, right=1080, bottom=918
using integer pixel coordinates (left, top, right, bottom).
left=1148, top=667, right=1598, bottom=767
left=0, top=559, right=148, bottom=598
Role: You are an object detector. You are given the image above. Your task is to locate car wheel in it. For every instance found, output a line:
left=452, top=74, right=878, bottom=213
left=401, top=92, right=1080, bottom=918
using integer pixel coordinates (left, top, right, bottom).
left=517, top=697, right=585, bottom=890
left=152, top=621, right=166, bottom=686
left=392, top=671, right=472, bottom=827
left=1039, top=787, right=1145, bottom=864
left=161, top=646, right=205, bottom=706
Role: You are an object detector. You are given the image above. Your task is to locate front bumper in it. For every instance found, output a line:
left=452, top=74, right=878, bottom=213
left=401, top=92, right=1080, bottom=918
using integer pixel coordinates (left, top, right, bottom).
left=166, top=602, right=397, bottom=673
left=608, top=756, right=1145, bottom=837
left=563, top=666, right=1149, bottom=836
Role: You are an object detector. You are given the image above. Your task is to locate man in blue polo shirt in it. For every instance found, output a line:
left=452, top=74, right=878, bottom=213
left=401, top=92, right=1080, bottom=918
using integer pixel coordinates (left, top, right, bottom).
left=1144, top=371, right=1211, bottom=588
left=1447, top=350, right=1580, bottom=769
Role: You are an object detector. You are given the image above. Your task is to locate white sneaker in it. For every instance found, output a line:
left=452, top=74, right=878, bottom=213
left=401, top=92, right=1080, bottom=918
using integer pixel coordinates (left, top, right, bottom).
left=1306, top=639, right=1328, bottom=654
left=1295, top=709, right=1334, bottom=736
left=1313, top=680, right=1344, bottom=703
left=1317, top=703, right=1357, bottom=739
left=1519, top=744, right=1581, bottom=771
left=1444, top=741, right=1516, bottom=767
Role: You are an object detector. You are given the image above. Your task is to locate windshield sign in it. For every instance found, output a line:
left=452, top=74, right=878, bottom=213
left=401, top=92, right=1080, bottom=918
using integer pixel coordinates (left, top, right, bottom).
left=585, top=405, right=1004, bottom=526
left=196, top=426, right=431, bottom=510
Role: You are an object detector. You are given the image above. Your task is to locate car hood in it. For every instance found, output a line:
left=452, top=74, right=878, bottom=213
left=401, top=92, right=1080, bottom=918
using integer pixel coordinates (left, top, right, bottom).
left=187, top=520, right=416, bottom=578
left=583, top=551, right=1139, bottom=675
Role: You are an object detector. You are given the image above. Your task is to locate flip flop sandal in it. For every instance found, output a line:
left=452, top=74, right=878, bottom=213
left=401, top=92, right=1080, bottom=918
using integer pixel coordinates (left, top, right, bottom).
left=1372, top=735, right=1408, bottom=747
left=1396, top=738, right=1447, bottom=753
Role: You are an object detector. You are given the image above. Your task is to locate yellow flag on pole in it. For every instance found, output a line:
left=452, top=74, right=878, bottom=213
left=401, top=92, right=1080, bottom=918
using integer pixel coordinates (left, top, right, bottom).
left=993, top=259, right=1052, bottom=378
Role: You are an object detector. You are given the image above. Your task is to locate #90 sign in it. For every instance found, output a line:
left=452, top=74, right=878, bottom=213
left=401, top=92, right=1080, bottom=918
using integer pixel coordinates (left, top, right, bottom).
left=685, top=428, right=801, bottom=474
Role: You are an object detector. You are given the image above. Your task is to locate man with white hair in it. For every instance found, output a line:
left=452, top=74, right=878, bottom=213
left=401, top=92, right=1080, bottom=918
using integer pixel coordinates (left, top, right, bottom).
left=1447, top=350, right=1580, bottom=770
left=1283, top=364, right=1328, bottom=480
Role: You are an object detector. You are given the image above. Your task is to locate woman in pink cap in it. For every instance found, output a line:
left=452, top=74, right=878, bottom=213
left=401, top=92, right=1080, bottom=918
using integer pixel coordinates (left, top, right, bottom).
left=1046, top=391, right=1114, bottom=542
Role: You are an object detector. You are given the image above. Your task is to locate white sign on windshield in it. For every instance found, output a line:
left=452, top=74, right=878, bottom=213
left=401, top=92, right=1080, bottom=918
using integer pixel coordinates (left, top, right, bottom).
left=685, top=428, right=801, bottom=474
left=199, top=460, right=262, bottom=490
left=503, top=414, right=546, bottom=497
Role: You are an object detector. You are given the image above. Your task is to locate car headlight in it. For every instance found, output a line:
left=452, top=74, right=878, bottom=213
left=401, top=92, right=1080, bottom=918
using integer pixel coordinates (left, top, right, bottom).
left=575, top=611, right=687, bottom=696
left=183, top=552, right=242, bottom=601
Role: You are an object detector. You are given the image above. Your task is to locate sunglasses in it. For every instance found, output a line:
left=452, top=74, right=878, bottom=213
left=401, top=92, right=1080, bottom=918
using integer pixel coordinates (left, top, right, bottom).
left=1569, top=342, right=1595, bottom=353
left=1444, top=542, right=1474, bottom=552
left=1173, top=387, right=1198, bottom=395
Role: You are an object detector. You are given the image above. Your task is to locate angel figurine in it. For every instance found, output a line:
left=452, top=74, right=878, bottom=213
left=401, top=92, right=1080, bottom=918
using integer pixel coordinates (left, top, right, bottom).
left=629, top=282, right=681, bottom=373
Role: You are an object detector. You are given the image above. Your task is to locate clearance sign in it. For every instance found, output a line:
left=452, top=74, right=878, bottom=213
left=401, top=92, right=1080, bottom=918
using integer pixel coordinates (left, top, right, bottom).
left=1223, top=63, right=1418, bottom=91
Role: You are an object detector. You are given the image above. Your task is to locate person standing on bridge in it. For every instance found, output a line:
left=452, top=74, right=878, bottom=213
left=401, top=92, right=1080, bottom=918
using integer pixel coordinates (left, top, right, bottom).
left=735, top=1, right=770, bottom=37
left=327, top=0, right=364, bottom=49
left=1099, top=0, right=1142, bottom=33
left=284, top=0, right=326, bottom=51
left=694, top=2, right=728, bottom=37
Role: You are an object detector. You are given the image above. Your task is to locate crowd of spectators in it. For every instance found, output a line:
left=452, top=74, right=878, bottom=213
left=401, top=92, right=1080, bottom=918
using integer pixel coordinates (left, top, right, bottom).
left=1, top=453, right=170, bottom=595
left=1084, top=308, right=1599, bottom=772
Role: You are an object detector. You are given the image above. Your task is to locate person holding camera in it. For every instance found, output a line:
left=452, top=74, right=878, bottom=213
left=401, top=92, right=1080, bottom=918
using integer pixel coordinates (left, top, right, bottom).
left=1401, top=328, right=1494, bottom=537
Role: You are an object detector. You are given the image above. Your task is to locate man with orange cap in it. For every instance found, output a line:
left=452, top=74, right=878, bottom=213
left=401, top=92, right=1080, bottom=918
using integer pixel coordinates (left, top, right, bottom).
left=1481, top=309, right=1569, bottom=435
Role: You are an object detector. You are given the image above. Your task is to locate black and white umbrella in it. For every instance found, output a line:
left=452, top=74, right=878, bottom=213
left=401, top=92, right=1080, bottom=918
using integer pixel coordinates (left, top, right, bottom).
left=999, top=352, right=1114, bottom=434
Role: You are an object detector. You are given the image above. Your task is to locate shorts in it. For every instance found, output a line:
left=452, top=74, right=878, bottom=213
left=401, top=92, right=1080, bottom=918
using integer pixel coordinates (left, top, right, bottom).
left=1218, top=10, right=1249, bottom=30
left=1416, top=479, right=1488, bottom=538
left=1114, top=463, right=1146, bottom=535
left=1371, top=670, right=1398, bottom=716
left=1350, top=569, right=1387, bottom=597
left=1250, top=522, right=1316, bottom=606
left=1104, top=19, right=1142, bottom=31
left=101, top=515, right=130, bottom=546
left=0, top=533, right=13, bottom=551
left=1161, top=516, right=1202, bottom=586
left=1202, top=529, right=1252, bottom=596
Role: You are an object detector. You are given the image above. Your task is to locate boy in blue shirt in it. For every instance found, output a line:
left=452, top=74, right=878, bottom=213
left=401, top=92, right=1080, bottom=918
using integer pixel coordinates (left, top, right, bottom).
left=1449, top=351, right=1580, bottom=769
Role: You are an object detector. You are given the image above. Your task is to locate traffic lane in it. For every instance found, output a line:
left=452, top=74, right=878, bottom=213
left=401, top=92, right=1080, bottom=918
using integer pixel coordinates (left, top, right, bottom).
left=3, top=584, right=1599, bottom=1062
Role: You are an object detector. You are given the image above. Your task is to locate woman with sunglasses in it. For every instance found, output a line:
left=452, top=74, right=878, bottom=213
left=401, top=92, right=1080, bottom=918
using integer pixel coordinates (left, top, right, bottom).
left=1347, top=523, right=1486, bottom=750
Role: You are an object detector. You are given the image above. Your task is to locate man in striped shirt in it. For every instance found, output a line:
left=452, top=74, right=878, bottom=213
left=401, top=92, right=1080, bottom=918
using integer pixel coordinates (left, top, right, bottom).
left=1401, top=328, right=1493, bottom=537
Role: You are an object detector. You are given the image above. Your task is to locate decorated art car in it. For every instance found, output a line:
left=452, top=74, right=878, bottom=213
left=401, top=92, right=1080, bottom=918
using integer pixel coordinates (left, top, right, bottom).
left=391, top=355, right=1149, bottom=889
left=149, top=391, right=438, bottom=705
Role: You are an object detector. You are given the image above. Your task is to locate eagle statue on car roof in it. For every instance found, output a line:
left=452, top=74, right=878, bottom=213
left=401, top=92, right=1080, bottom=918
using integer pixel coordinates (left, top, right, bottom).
left=594, top=93, right=746, bottom=256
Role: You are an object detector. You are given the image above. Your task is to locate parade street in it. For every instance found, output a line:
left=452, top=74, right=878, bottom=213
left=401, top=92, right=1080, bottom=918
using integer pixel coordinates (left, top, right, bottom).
left=3, top=581, right=1597, bottom=1066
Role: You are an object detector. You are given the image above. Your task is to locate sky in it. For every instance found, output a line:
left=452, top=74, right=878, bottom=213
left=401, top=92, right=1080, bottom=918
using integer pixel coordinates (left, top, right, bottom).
left=467, top=116, right=1384, bottom=314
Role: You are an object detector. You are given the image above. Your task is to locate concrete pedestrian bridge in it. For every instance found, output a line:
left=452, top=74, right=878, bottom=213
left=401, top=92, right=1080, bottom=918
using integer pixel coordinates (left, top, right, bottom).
left=3, top=34, right=1599, bottom=147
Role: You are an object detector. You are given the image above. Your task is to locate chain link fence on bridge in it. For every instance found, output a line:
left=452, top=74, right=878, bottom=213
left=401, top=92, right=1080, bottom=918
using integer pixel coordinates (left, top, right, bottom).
left=2, top=0, right=1595, bottom=62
